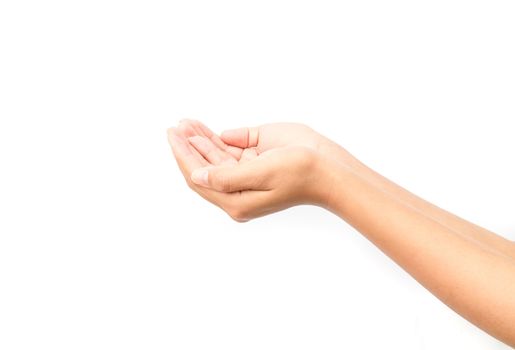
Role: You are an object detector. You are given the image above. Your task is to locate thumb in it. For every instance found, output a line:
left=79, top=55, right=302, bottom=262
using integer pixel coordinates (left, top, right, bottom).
left=191, top=161, right=267, bottom=193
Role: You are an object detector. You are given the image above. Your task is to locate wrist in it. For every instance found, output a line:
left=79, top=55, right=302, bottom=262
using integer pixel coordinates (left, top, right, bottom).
left=311, top=153, right=352, bottom=211
left=317, top=138, right=368, bottom=174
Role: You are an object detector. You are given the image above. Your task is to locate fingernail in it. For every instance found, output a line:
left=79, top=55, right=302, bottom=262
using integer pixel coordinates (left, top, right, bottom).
left=191, top=168, right=209, bottom=186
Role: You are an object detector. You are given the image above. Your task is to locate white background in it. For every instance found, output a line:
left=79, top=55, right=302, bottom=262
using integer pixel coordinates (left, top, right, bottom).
left=1, top=0, right=514, bottom=349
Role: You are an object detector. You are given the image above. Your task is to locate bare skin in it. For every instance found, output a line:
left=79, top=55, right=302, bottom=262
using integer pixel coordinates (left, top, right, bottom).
left=168, top=119, right=515, bottom=347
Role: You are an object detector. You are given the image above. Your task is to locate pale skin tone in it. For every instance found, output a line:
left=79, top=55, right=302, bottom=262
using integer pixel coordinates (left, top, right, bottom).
left=168, top=120, right=515, bottom=347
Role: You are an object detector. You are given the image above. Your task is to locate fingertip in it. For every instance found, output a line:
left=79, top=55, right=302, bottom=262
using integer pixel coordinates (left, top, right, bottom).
left=178, top=121, right=197, bottom=137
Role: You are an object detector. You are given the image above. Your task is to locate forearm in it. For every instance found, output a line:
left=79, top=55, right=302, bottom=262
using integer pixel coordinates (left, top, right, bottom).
left=328, top=145, right=515, bottom=260
left=322, top=160, right=515, bottom=347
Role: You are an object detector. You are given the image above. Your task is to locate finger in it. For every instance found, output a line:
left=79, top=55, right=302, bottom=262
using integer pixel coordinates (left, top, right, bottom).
left=180, top=118, right=211, bottom=138
left=167, top=128, right=208, bottom=175
left=180, top=118, right=229, bottom=151
left=190, top=158, right=270, bottom=193
left=184, top=118, right=216, bottom=139
left=239, top=147, right=258, bottom=163
left=196, top=122, right=242, bottom=156
left=220, top=127, right=260, bottom=149
left=177, top=121, right=200, bottom=139
left=171, top=126, right=210, bottom=167
left=181, top=119, right=245, bottom=160
left=176, top=122, right=229, bottom=167
left=188, top=136, right=237, bottom=166
left=168, top=127, right=237, bottom=208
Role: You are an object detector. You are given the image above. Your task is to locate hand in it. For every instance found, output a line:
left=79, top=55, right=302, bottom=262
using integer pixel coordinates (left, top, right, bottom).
left=167, top=120, right=338, bottom=221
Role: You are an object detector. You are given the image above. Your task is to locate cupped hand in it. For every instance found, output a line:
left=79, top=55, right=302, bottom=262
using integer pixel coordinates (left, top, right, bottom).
left=167, top=120, right=339, bottom=221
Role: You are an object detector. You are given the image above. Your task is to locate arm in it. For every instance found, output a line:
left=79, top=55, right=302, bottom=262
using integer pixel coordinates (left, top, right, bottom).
left=186, top=119, right=515, bottom=260
left=168, top=121, right=515, bottom=347
left=321, top=159, right=515, bottom=347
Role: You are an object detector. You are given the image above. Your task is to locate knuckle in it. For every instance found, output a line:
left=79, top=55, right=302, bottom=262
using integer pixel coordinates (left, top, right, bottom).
left=225, top=204, right=250, bottom=223
left=233, top=214, right=250, bottom=223
left=230, top=213, right=248, bottom=223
